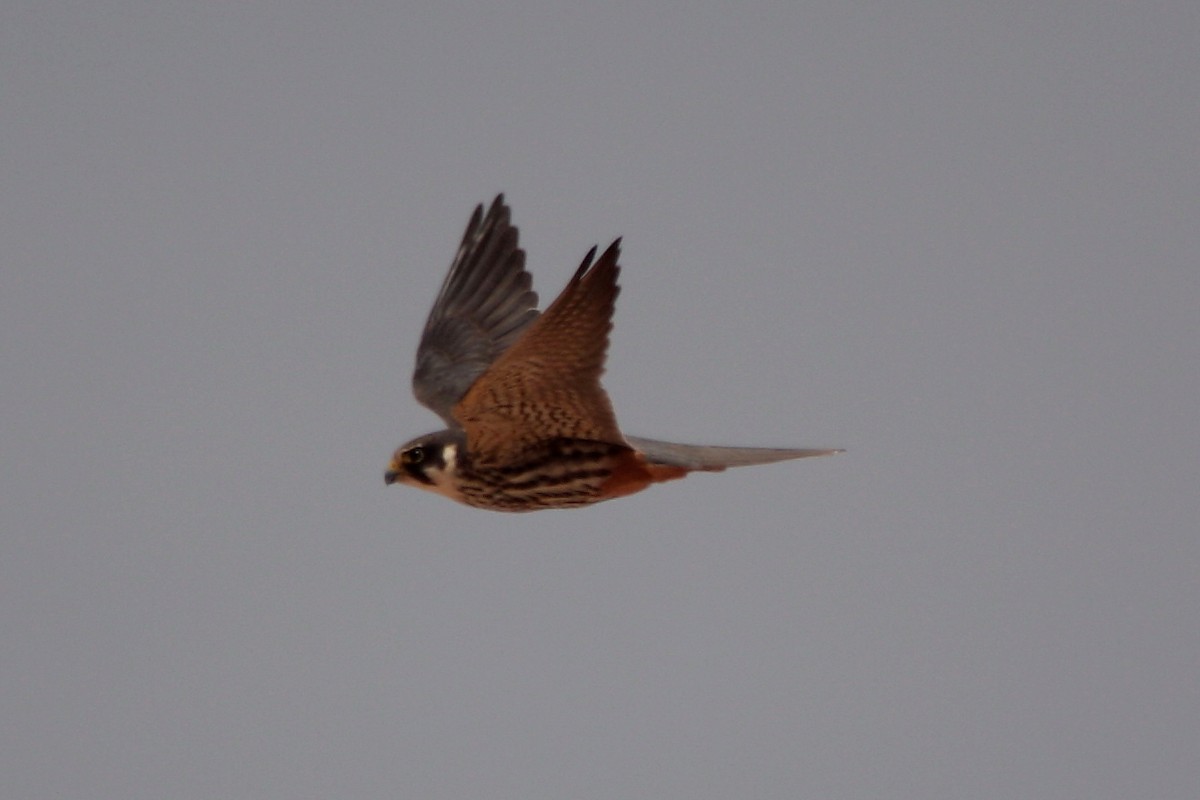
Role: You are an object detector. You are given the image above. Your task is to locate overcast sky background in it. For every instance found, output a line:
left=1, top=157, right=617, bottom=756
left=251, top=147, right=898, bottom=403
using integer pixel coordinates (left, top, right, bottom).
left=3, top=3, right=1197, bottom=798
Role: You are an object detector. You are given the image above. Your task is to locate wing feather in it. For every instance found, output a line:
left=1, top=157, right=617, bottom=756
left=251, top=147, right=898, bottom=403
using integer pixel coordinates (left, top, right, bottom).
left=412, top=195, right=539, bottom=425
left=453, top=240, right=625, bottom=463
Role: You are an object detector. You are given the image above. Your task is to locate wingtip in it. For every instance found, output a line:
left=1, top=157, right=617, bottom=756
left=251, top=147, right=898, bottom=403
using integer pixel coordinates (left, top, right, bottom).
left=573, top=245, right=599, bottom=280
left=473, top=194, right=507, bottom=226
left=600, top=237, right=622, bottom=264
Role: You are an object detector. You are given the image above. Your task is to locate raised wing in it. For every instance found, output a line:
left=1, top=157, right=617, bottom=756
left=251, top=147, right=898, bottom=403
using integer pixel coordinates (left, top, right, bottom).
left=452, top=240, right=626, bottom=464
left=412, top=195, right=540, bottom=426
left=625, top=436, right=843, bottom=471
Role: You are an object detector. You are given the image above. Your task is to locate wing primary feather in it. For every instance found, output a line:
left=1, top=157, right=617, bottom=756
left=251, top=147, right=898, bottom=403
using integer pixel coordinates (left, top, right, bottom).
left=411, top=195, right=540, bottom=424
left=438, top=201, right=512, bottom=311
left=452, top=237, right=626, bottom=460
left=473, top=252, right=532, bottom=322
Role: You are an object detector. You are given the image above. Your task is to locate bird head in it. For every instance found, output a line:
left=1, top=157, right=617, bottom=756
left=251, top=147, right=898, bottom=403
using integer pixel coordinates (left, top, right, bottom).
left=385, top=429, right=465, bottom=499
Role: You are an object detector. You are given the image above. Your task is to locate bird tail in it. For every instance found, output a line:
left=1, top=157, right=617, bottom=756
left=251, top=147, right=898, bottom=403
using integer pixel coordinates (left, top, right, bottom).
left=625, top=435, right=843, bottom=473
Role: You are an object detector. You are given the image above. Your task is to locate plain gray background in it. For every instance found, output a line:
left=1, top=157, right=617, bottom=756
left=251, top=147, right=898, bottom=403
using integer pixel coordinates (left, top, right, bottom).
left=3, top=2, right=1197, bottom=798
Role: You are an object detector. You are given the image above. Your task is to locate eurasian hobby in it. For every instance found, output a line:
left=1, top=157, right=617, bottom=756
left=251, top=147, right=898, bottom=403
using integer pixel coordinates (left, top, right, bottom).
left=385, top=195, right=841, bottom=511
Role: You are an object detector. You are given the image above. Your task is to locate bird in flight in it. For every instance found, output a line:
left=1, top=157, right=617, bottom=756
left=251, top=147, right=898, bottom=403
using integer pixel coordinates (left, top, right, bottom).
left=385, top=195, right=842, bottom=511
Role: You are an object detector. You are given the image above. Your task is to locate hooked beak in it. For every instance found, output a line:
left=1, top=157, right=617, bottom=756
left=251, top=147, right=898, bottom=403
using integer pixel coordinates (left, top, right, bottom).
left=384, top=461, right=402, bottom=485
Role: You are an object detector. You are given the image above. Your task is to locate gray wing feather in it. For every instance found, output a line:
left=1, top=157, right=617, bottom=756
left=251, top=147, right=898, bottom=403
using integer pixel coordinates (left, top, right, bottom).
left=626, top=435, right=843, bottom=471
left=412, top=195, right=539, bottom=425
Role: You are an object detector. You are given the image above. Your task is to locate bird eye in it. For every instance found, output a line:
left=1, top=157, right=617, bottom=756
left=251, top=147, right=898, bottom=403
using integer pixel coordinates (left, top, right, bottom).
left=406, top=446, right=425, bottom=464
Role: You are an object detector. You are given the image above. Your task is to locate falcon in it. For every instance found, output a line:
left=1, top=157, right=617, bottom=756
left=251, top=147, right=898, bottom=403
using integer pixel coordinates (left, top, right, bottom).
left=385, top=195, right=841, bottom=511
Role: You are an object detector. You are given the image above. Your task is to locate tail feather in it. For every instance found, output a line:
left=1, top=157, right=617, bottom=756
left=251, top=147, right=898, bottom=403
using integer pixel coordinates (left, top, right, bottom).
left=625, top=435, right=843, bottom=473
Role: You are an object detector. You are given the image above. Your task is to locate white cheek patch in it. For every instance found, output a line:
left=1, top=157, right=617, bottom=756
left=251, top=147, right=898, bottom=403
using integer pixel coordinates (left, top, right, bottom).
left=422, top=443, right=464, bottom=502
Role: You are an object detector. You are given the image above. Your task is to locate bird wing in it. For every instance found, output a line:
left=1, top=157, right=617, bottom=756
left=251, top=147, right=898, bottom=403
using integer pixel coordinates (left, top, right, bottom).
left=452, top=240, right=625, bottom=464
left=412, top=195, right=540, bottom=426
left=625, top=435, right=843, bottom=471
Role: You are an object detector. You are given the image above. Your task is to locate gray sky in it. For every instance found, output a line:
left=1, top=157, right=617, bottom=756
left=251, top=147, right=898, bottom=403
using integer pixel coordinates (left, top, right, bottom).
left=3, top=2, right=1197, bottom=798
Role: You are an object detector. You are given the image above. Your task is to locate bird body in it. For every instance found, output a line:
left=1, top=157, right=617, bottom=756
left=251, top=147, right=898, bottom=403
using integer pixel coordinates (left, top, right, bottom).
left=386, top=195, right=841, bottom=511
